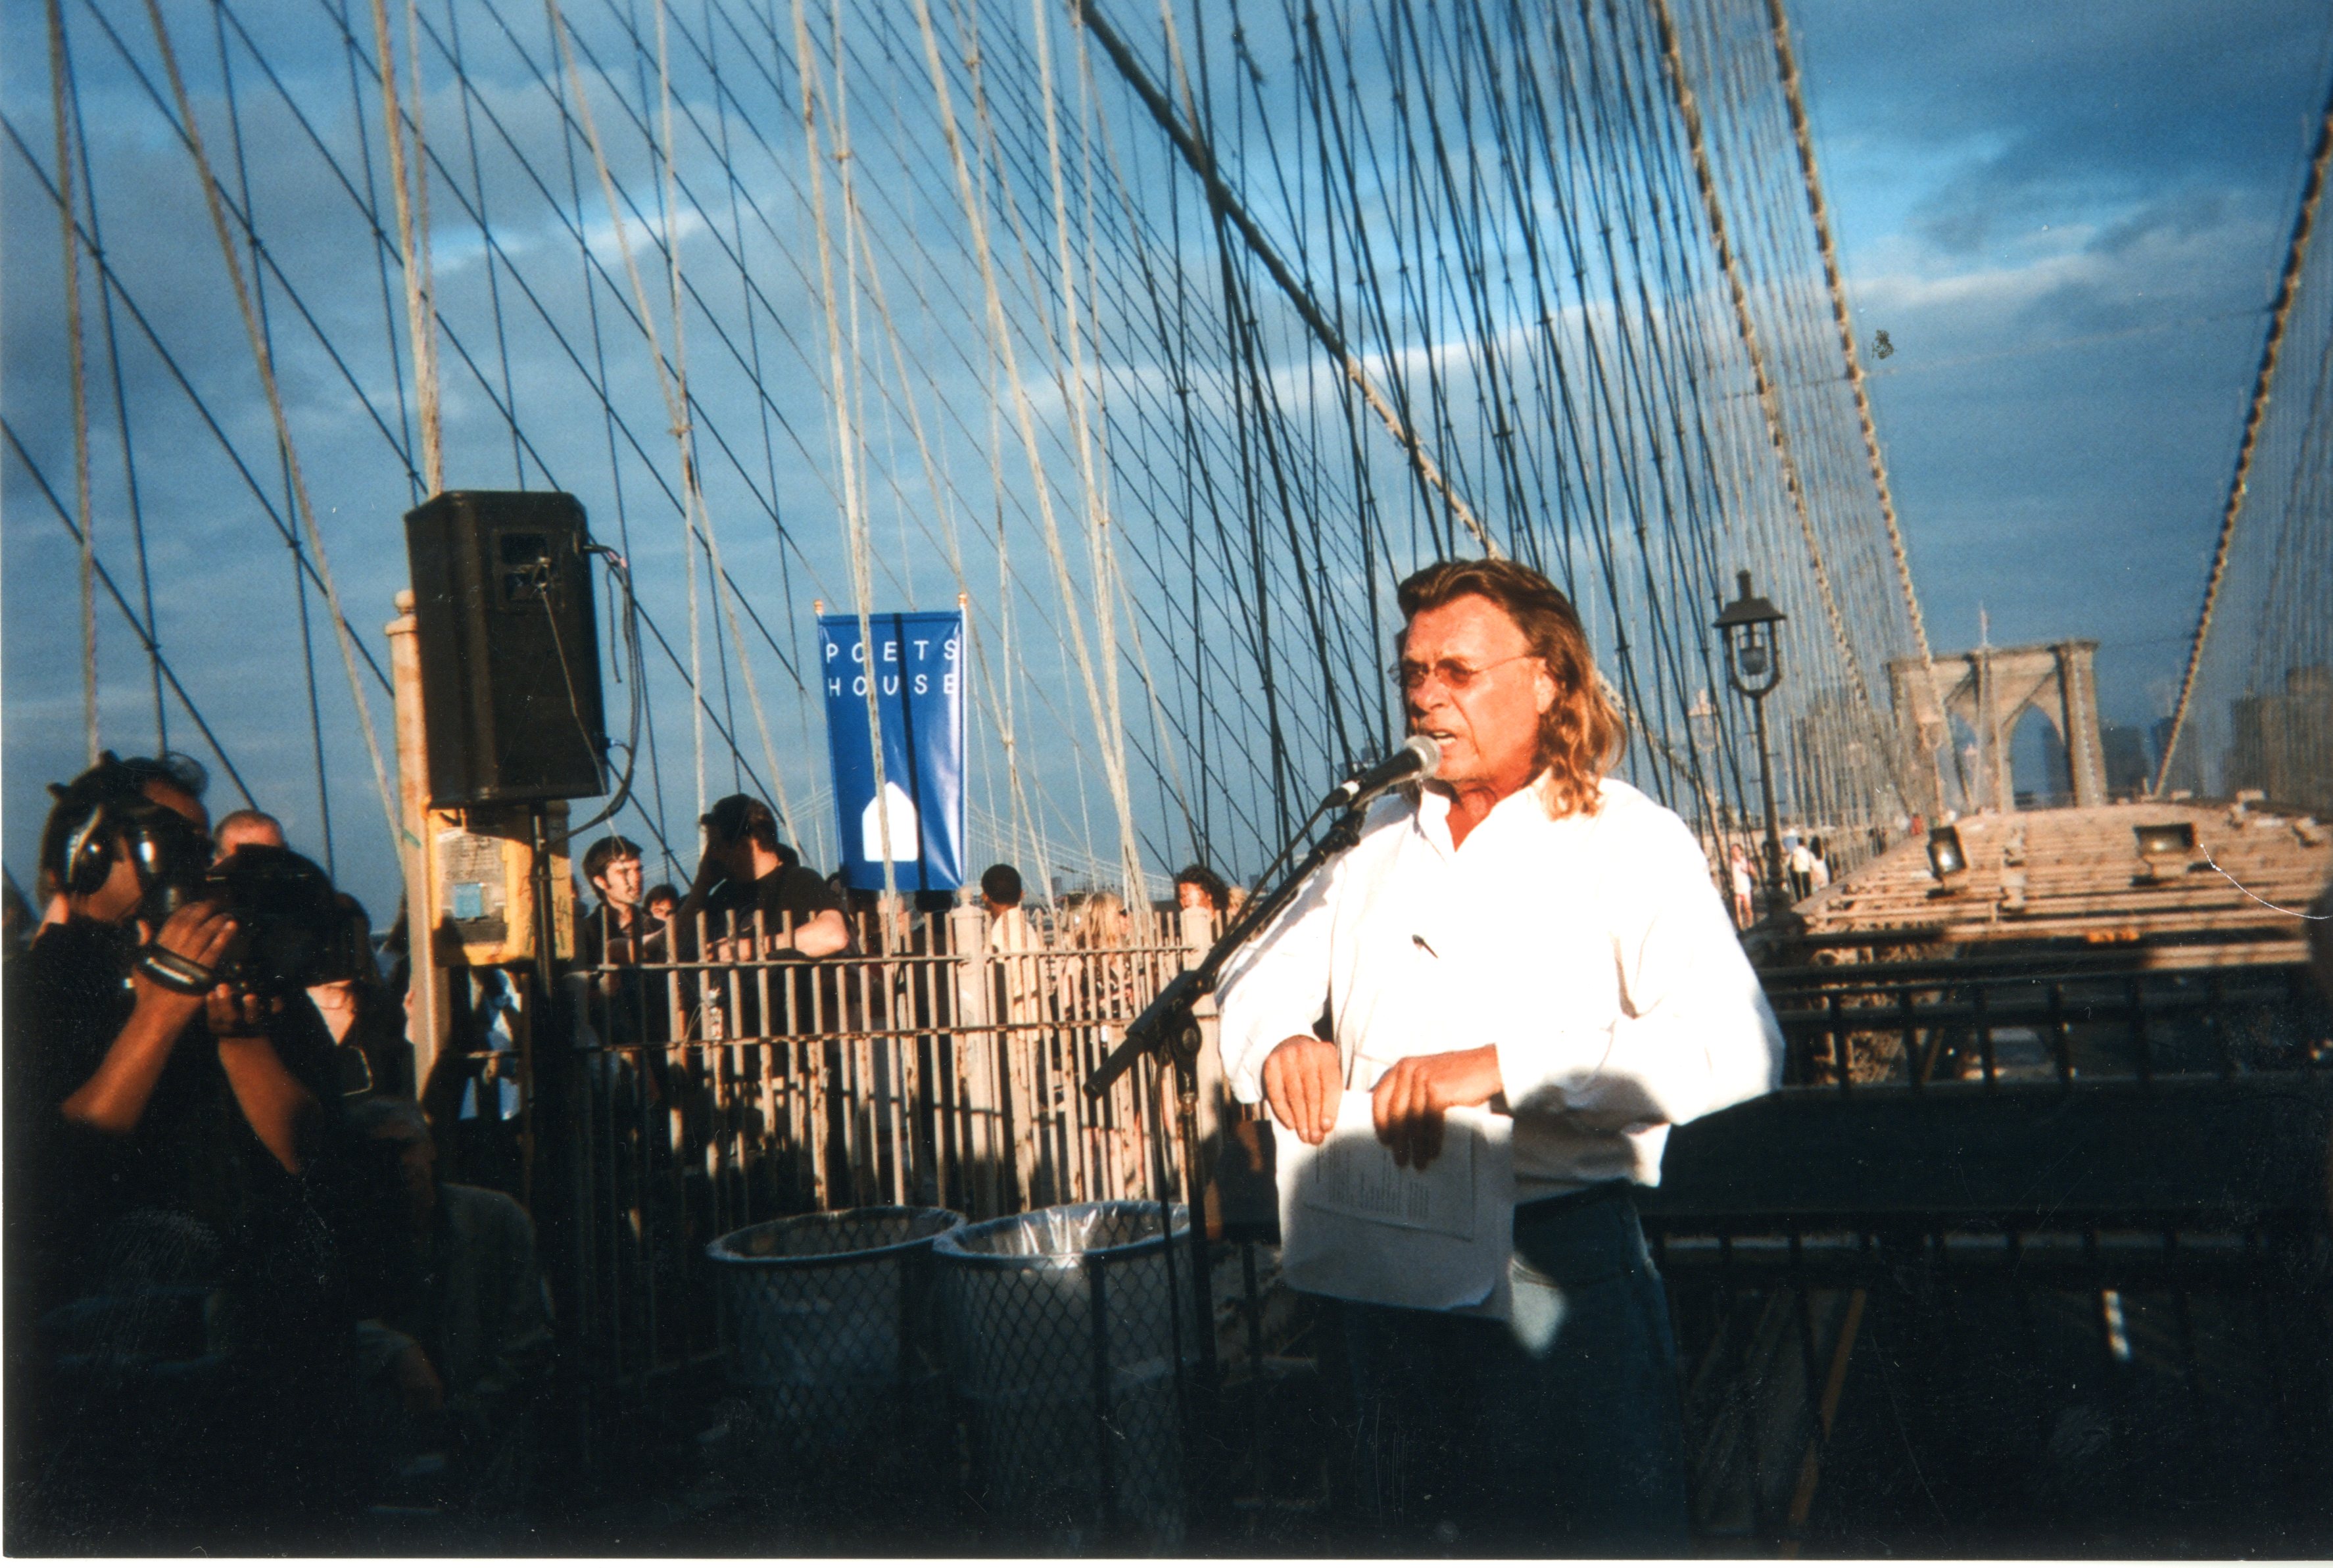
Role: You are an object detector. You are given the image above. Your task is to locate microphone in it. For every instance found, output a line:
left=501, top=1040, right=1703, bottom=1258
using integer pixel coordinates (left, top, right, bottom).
left=1318, top=734, right=1441, bottom=813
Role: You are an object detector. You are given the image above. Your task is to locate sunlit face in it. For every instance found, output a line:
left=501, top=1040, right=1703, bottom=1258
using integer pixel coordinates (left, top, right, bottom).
left=1399, top=595, right=1556, bottom=796
left=1175, top=882, right=1211, bottom=913
left=594, top=854, right=644, bottom=911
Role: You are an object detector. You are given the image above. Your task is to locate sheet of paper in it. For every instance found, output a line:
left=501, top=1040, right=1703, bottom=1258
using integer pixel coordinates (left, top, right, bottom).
left=1301, top=1108, right=1475, bottom=1239
left=1274, top=1088, right=1515, bottom=1313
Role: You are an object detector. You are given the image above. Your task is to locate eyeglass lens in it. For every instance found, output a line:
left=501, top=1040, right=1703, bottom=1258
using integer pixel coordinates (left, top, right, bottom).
left=1391, top=653, right=1529, bottom=693
left=1394, top=659, right=1478, bottom=692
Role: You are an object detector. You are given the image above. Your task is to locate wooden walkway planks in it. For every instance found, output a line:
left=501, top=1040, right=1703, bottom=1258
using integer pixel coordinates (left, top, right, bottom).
left=1796, top=801, right=2331, bottom=953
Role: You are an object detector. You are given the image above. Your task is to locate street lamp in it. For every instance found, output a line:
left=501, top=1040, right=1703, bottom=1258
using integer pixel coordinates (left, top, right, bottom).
left=1716, top=570, right=1789, bottom=916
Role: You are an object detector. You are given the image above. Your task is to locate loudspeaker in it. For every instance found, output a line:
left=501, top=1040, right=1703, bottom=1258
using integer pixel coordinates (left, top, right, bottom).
left=405, top=490, right=606, bottom=807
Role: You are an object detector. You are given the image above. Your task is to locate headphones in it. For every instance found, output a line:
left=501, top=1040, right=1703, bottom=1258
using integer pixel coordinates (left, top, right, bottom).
left=41, top=752, right=210, bottom=901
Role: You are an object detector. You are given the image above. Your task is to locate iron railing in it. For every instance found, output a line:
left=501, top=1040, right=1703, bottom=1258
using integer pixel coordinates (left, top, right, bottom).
left=1645, top=950, right=2333, bottom=1553
left=535, top=904, right=1210, bottom=1394
left=1647, top=1202, right=2333, bottom=1552
left=421, top=911, right=2332, bottom=1551
left=1760, top=953, right=2332, bottom=1088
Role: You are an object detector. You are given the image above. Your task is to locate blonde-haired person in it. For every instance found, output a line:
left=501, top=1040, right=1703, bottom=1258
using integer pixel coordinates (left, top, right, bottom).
left=1728, top=840, right=1756, bottom=926
left=1055, top=890, right=1134, bottom=1017
left=1220, top=556, right=1781, bottom=1552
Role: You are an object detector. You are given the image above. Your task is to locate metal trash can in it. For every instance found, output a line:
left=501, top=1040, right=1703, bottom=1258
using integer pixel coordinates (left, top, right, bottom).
left=934, top=1201, right=1199, bottom=1550
left=708, top=1206, right=963, bottom=1506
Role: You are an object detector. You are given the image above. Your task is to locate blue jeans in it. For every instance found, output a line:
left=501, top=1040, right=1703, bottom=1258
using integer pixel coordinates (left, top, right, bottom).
left=1318, top=1183, right=1691, bottom=1553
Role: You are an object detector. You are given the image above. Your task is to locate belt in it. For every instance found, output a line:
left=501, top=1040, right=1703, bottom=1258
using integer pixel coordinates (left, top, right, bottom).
left=1515, top=1179, right=1635, bottom=1220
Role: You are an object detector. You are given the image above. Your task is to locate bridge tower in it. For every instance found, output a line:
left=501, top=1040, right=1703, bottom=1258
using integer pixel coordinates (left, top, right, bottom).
left=1889, top=641, right=2107, bottom=813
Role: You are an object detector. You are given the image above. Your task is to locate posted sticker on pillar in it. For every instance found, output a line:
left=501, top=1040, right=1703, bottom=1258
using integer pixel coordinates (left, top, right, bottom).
left=818, top=609, right=967, bottom=893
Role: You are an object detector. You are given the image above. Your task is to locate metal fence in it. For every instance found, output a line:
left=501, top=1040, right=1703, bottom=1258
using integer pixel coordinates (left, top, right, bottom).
left=1650, top=1217, right=2333, bottom=1553
left=1760, top=950, right=2333, bottom=1087
left=1647, top=949, right=2333, bottom=1553
left=545, top=902, right=1211, bottom=1394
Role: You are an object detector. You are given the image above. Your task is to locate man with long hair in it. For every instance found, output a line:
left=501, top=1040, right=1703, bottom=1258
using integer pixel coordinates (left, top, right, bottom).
left=1222, top=558, right=1781, bottom=1552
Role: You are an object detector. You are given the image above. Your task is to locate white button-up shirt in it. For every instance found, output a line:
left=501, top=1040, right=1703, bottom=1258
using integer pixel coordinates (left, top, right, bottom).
left=1219, top=774, right=1781, bottom=1200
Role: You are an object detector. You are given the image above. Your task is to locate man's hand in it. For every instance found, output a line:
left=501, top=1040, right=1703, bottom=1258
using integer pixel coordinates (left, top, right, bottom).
left=67, top=901, right=251, bottom=1141
left=1370, top=1045, right=1503, bottom=1170
left=689, top=845, right=731, bottom=897
left=1261, top=1035, right=1342, bottom=1145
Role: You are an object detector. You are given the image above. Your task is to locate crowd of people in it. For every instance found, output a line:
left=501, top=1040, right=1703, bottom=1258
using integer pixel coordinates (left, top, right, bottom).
left=5, top=556, right=1825, bottom=1554
left=569, top=801, right=1249, bottom=1052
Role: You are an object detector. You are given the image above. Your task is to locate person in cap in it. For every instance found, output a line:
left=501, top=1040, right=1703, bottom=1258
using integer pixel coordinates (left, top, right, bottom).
left=676, top=796, right=848, bottom=962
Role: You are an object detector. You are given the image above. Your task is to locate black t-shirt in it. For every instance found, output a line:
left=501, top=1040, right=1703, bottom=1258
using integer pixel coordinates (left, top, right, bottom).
left=703, top=865, right=845, bottom=943
left=579, top=900, right=671, bottom=1047
left=696, top=867, right=848, bottom=1037
left=5, top=918, right=346, bottom=1319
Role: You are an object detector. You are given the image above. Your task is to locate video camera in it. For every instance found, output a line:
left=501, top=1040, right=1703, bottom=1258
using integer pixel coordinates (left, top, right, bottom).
left=138, top=830, right=371, bottom=997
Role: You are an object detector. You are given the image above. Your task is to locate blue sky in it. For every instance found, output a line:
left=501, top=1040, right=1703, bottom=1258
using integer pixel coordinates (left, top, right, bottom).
left=1787, top=0, right=2333, bottom=730
left=5, top=0, right=2330, bottom=914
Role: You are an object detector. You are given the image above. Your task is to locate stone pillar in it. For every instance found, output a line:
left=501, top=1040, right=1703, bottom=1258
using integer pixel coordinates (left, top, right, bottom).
left=1977, top=648, right=2012, bottom=812
left=2057, top=641, right=2108, bottom=807
left=1887, top=655, right=1948, bottom=822
left=388, top=591, right=446, bottom=1097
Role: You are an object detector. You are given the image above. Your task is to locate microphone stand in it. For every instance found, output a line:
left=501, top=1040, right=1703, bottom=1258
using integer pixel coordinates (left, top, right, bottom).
left=1082, top=796, right=1376, bottom=1532
left=1084, top=796, right=1372, bottom=1105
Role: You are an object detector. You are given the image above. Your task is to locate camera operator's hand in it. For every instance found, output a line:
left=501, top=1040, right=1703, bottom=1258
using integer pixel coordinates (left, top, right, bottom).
left=128, top=901, right=237, bottom=1029
left=204, top=983, right=282, bottom=1041
left=67, top=901, right=237, bottom=1141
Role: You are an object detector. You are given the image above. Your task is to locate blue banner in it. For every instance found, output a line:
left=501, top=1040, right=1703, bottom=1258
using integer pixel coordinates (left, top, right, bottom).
left=818, top=609, right=967, bottom=893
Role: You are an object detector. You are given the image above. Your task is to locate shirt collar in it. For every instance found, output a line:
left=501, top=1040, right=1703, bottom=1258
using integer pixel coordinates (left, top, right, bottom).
left=1408, top=769, right=1554, bottom=853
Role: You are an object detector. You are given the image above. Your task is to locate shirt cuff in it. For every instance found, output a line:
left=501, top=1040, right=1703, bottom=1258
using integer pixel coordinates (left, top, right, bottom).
left=1493, top=1027, right=1611, bottom=1117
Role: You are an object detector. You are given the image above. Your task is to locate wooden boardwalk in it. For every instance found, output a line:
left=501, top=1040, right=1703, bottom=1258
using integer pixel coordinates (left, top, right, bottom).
left=1793, top=800, right=2331, bottom=965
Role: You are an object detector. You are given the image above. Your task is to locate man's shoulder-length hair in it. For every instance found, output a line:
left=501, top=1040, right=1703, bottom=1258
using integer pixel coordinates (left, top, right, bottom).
left=1395, top=556, right=1623, bottom=820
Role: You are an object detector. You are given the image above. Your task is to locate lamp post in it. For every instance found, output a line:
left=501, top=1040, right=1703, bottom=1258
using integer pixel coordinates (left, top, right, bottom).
left=1716, top=570, right=1789, bottom=917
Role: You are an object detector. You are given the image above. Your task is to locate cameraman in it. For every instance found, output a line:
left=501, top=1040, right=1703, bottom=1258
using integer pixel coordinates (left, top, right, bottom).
left=5, top=753, right=356, bottom=1548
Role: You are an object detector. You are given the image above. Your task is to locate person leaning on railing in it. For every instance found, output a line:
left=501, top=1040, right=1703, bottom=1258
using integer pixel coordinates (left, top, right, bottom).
left=980, top=863, right=1046, bottom=1030
left=672, top=795, right=848, bottom=1039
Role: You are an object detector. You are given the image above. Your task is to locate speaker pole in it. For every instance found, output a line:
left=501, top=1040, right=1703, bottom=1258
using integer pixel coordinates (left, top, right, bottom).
left=524, top=797, right=594, bottom=1482
left=387, top=589, right=448, bottom=1095
left=522, top=803, right=560, bottom=1214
